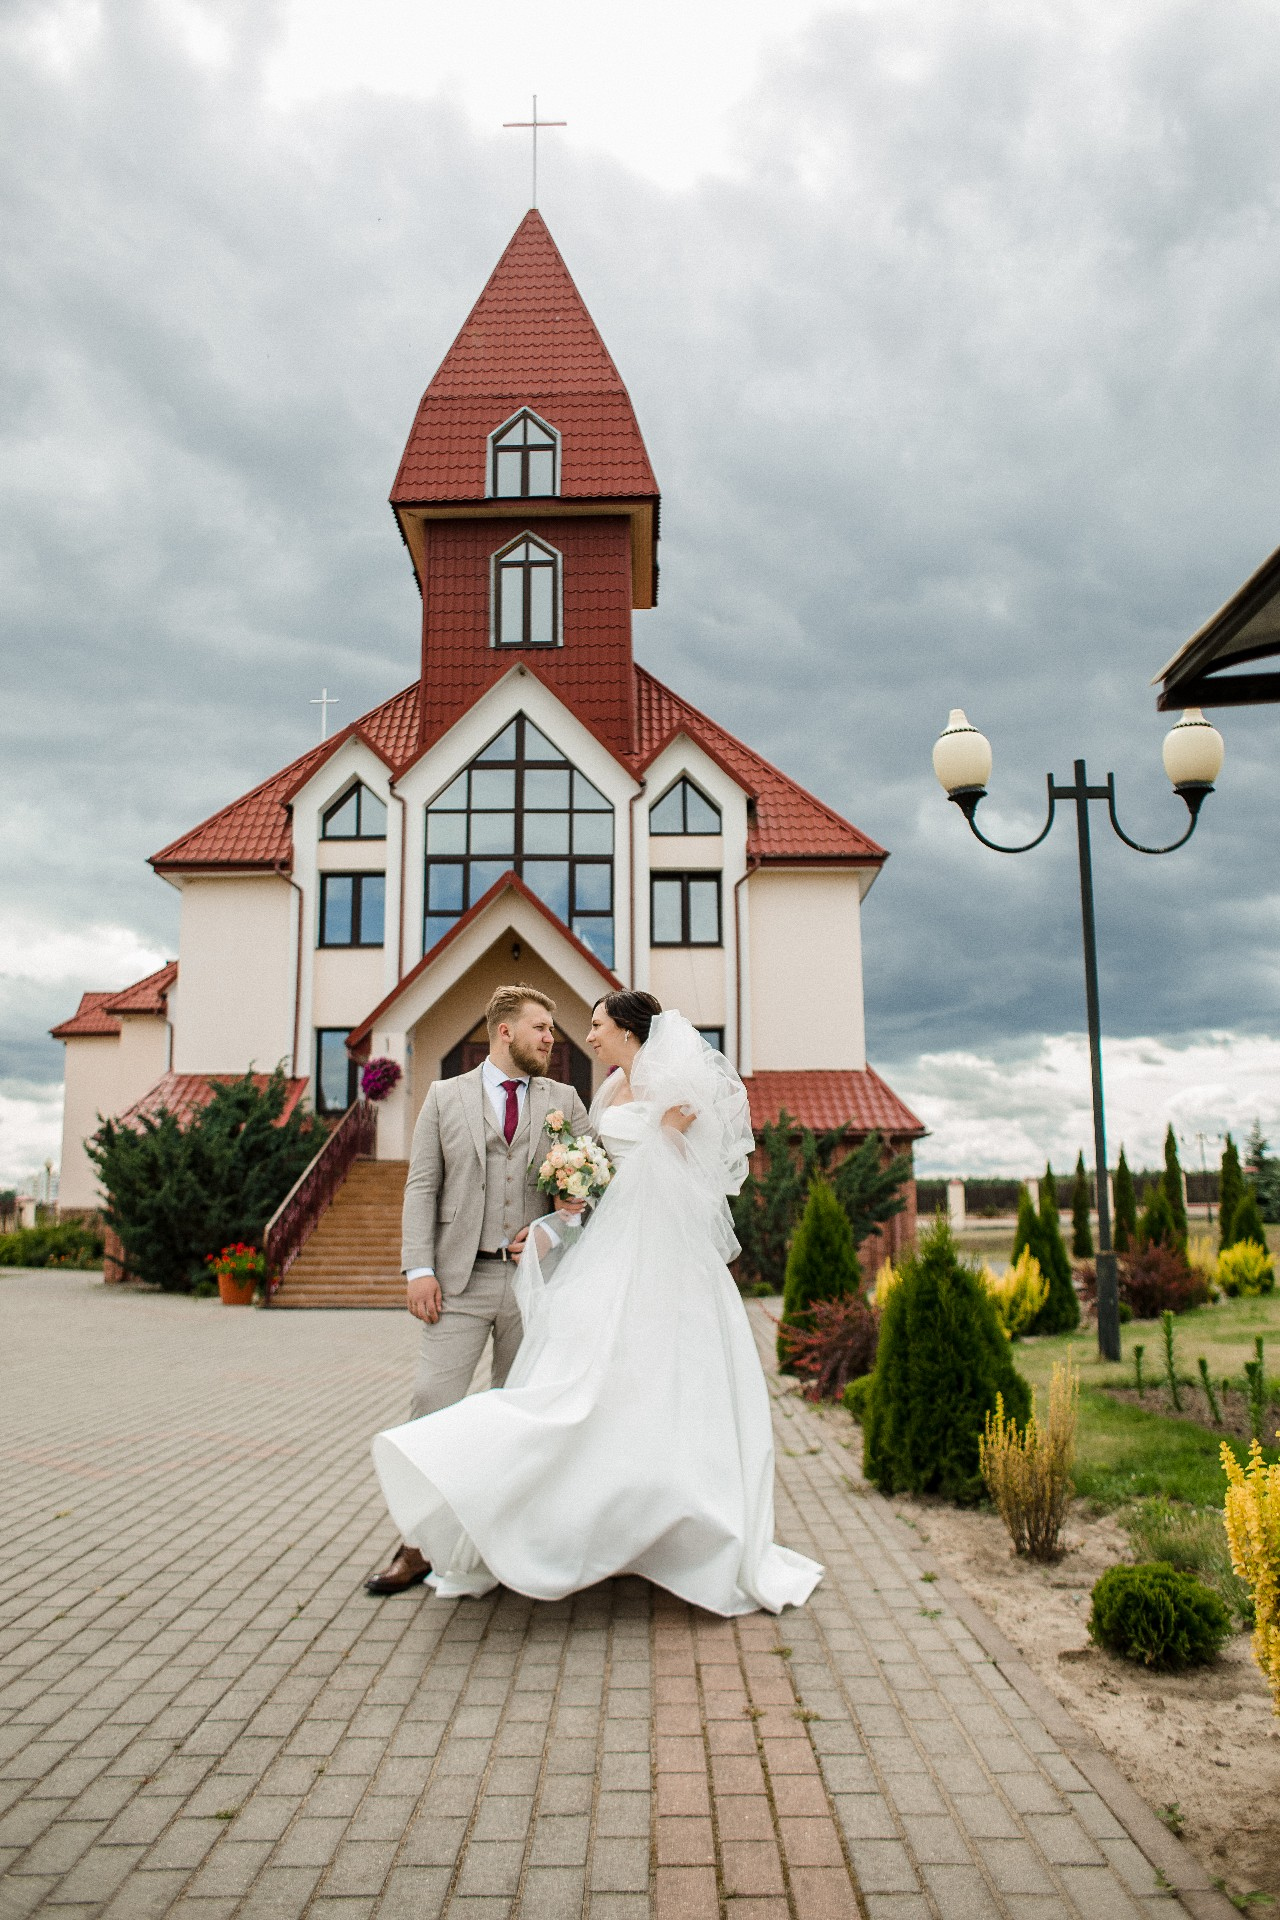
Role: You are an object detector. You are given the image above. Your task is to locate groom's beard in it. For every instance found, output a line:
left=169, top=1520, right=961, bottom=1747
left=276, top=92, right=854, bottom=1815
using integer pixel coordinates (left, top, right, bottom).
left=509, top=1037, right=552, bottom=1078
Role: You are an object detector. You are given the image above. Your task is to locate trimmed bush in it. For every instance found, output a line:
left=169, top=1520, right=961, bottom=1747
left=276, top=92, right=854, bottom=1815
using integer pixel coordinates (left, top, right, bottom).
left=0, top=1221, right=105, bottom=1269
left=1220, top=1134, right=1244, bottom=1249
left=1121, top=1245, right=1210, bottom=1319
left=1012, top=1181, right=1078, bottom=1335
left=843, top=1374, right=873, bottom=1424
left=1114, top=1146, right=1138, bottom=1254
left=863, top=1218, right=1031, bottom=1502
left=777, top=1177, right=860, bottom=1366
left=1162, top=1125, right=1189, bottom=1250
left=1229, top=1191, right=1270, bottom=1259
left=1217, top=1238, right=1276, bottom=1299
left=1089, top=1562, right=1232, bottom=1669
left=781, top=1295, right=879, bottom=1402
left=1071, top=1152, right=1094, bottom=1260
left=983, top=1249, right=1048, bottom=1338
left=1223, top=1440, right=1280, bottom=1707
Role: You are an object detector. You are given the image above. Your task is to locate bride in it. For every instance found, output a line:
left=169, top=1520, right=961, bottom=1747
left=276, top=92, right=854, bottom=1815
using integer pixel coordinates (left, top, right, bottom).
left=372, top=992, right=822, bottom=1616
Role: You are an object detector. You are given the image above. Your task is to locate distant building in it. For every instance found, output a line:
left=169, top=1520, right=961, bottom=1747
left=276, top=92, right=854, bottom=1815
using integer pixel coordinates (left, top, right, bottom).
left=53, top=212, right=922, bottom=1256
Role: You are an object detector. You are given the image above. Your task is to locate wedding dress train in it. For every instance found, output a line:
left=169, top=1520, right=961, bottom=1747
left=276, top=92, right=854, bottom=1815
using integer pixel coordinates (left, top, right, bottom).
left=372, top=1013, right=822, bottom=1616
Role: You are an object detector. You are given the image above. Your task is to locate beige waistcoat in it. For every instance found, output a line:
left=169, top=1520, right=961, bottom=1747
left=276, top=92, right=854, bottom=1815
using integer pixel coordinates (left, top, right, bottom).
left=478, top=1093, right=534, bottom=1254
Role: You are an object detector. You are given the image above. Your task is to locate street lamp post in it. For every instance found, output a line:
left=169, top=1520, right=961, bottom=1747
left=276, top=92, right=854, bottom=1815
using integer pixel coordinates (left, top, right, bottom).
left=932, top=708, right=1225, bottom=1362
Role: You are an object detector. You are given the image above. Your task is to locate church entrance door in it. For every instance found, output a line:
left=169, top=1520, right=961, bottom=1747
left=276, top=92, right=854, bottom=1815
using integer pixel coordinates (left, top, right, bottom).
left=442, top=1025, right=593, bottom=1105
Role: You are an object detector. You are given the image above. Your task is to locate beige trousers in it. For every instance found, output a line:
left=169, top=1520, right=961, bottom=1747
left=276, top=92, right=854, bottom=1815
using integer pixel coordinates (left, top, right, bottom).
left=408, top=1257, right=523, bottom=1421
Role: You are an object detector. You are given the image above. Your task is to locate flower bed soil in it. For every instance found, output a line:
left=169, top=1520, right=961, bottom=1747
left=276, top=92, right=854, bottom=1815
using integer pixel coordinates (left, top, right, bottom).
left=1103, top=1381, right=1280, bottom=1445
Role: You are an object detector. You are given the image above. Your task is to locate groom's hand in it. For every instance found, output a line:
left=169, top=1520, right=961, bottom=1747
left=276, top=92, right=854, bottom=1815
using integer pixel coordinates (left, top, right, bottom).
left=553, top=1197, right=587, bottom=1218
left=407, top=1272, right=443, bottom=1324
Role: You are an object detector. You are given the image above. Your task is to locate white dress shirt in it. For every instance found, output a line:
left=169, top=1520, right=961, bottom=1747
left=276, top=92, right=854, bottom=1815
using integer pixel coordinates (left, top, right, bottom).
left=406, top=1057, right=556, bottom=1281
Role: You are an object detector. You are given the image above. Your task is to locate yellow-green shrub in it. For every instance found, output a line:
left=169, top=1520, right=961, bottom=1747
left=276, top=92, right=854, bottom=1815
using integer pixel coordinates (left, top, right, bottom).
left=1222, top=1438, right=1280, bottom=1711
left=982, top=1249, right=1049, bottom=1338
left=1217, top=1239, right=1276, bottom=1299
left=873, top=1258, right=902, bottom=1313
left=979, top=1359, right=1079, bottom=1559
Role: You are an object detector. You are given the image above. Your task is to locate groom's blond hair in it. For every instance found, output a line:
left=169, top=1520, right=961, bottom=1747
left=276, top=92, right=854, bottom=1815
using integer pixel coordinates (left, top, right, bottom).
left=485, top=983, right=556, bottom=1038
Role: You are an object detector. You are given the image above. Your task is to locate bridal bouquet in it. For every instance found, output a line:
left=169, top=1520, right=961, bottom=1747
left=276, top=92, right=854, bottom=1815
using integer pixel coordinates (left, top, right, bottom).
left=536, top=1109, right=613, bottom=1204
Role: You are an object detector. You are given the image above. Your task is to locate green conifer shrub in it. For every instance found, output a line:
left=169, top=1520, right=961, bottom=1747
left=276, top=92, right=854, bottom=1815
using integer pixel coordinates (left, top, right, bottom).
left=1071, top=1152, right=1094, bottom=1260
left=1031, top=1173, right=1078, bottom=1333
left=1137, top=1184, right=1179, bottom=1253
left=732, top=1113, right=807, bottom=1293
left=1012, top=1187, right=1050, bottom=1272
left=824, top=1128, right=912, bottom=1249
left=1246, top=1122, right=1280, bottom=1225
left=1219, top=1134, right=1244, bottom=1249
left=862, top=1218, right=1031, bottom=1502
left=1229, top=1190, right=1270, bottom=1257
left=1088, top=1563, right=1231, bottom=1669
left=1162, top=1126, right=1189, bottom=1249
left=89, top=1068, right=325, bottom=1292
left=777, top=1177, right=861, bottom=1367
left=1114, top=1148, right=1137, bottom=1254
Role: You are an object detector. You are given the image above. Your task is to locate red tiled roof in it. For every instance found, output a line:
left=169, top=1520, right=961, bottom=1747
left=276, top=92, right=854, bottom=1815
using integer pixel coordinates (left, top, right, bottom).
left=118, top=1072, right=309, bottom=1130
left=346, top=869, right=621, bottom=1056
left=392, top=212, right=658, bottom=504
left=103, top=961, right=178, bottom=1016
left=50, top=992, right=122, bottom=1040
left=743, top=1069, right=925, bottom=1139
left=635, top=668, right=887, bottom=865
left=150, top=683, right=420, bottom=872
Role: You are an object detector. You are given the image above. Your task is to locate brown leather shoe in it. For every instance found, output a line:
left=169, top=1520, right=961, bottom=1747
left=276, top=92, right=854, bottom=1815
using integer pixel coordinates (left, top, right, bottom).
left=364, top=1543, right=430, bottom=1595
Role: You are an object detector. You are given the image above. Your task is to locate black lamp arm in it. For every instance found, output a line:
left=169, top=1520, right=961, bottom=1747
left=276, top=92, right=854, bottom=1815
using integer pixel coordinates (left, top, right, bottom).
left=949, top=773, right=1057, bottom=854
left=1105, top=773, right=1211, bottom=855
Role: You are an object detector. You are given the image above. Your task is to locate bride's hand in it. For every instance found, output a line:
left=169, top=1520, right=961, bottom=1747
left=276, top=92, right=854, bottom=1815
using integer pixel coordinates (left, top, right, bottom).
left=662, top=1104, right=696, bottom=1135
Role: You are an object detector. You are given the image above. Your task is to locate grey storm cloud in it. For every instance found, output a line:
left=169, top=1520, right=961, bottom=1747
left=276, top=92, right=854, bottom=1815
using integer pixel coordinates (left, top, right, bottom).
left=4, top=0, right=1280, bottom=1100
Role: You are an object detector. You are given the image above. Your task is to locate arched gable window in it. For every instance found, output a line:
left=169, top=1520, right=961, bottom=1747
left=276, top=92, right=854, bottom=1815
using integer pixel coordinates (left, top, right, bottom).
left=488, top=409, right=560, bottom=498
left=321, top=781, right=387, bottom=840
left=649, top=776, right=721, bottom=836
left=424, top=713, right=614, bottom=965
left=492, top=534, right=561, bottom=648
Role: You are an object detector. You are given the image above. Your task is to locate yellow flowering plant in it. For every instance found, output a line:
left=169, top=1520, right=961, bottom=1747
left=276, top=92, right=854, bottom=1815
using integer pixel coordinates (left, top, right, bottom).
left=1221, top=1436, right=1280, bottom=1711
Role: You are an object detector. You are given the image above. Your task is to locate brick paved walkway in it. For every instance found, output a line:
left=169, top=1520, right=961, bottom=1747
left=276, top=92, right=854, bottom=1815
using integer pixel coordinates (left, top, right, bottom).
left=1, top=1272, right=1231, bottom=1920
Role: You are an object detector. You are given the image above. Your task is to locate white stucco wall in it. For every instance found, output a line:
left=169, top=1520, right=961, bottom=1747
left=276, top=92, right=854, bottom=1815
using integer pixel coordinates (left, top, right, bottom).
left=58, top=1015, right=170, bottom=1209
left=171, top=876, right=297, bottom=1075
left=310, top=949, right=390, bottom=1032
left=748, top=868, right=867, bottom=1071
left=648, top=947, right=727, bottom=1029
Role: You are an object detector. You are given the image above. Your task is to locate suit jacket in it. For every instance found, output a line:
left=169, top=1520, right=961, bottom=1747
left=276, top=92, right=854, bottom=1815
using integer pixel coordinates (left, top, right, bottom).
left=400, top=1066, right=593, bottom=1295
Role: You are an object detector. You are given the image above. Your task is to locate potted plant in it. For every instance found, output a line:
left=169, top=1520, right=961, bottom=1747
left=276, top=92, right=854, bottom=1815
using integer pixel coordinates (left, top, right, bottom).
left=207, top=1242, right=265, bottom=1306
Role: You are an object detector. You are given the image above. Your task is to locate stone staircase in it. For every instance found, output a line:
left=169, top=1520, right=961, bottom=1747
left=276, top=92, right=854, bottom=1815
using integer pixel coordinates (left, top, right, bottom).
left=271, top=1158, right=408, bottom=1309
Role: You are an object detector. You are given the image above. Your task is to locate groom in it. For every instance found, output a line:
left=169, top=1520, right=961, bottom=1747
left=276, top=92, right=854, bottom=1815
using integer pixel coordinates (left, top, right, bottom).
left=364, top=983, right=593, bottom=1595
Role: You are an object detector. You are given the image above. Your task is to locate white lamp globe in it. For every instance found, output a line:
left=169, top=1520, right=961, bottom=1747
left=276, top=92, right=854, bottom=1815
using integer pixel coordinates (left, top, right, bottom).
left=1162, top=709, right=1224, bottom=790
left=932, top=709, right=993, bottom=794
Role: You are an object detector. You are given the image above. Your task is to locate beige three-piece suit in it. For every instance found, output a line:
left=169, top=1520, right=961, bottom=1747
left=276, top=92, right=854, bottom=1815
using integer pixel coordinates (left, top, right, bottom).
left=400, top=1065, right=592, bottom=1421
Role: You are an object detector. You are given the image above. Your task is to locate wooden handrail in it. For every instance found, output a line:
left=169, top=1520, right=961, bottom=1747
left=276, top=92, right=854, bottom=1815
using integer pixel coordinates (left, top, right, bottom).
left=262, top=1099, right=378, bottom=1300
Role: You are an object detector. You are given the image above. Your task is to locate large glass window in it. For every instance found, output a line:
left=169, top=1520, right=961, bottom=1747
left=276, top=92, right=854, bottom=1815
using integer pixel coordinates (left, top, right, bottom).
left=649, top=776, right=722, bottom=835
left=489, top=410, right=559, bottom=497
left=651, top=872, right=722, bottom=947
left=322, top=782, right=387, bottom=839
left=492, top=535, right=560, bottom=647
left=315, top=1030, right=358, bottom=1114
left=319, top=872, right=385, bottom=948
left=424, top=714, right=614, bottom=965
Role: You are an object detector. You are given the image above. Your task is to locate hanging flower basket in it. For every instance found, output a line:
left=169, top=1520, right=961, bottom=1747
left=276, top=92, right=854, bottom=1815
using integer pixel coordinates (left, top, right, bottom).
left=206, top=1242, right=265, bottom=1306
left=361, top=1057, right=402, bottom=1102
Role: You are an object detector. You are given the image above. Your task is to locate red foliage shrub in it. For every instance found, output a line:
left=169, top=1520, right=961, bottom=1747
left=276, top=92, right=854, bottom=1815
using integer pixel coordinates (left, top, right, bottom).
left=1079, top=1246, right=1209, bottom=1320
left=778, top=1295, right=879, bottom=1402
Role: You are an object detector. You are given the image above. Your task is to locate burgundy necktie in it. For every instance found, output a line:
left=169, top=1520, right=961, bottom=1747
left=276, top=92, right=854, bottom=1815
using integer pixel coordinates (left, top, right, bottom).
left=501, top=1079, right=521, bottom=1145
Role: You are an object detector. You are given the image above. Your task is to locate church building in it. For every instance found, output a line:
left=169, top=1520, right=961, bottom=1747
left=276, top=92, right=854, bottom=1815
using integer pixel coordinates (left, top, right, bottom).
left=53, top=212, right=922, bottom=1284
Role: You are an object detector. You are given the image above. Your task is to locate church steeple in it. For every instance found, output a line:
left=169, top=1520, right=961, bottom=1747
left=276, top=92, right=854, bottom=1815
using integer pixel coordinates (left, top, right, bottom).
left=392, top=212, right=660, bottom=761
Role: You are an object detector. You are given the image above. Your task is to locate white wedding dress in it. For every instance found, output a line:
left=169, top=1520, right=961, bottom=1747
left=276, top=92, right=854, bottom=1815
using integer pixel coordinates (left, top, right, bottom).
left=372, top=1012, right=822, bottom=1616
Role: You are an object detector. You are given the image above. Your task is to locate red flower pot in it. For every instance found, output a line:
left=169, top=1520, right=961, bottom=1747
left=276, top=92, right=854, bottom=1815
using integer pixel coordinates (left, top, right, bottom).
left=217, top=1271, right=256, bottom=1306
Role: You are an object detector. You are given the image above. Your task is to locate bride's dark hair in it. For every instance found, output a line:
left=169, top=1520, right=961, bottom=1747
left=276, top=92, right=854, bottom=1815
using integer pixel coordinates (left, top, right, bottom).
left=594, top=990, right=662, bottom=1045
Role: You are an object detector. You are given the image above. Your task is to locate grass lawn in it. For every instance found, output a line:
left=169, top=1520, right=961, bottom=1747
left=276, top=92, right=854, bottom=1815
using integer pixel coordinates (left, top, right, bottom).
left=1013, top=1296, right=1280, bottom=1511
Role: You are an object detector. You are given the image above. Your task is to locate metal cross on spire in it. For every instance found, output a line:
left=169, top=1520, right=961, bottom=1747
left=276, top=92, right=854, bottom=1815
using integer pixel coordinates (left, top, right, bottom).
left=310, top=687, right=339, bottom=740
left=503, top=95, right=566, bottom=209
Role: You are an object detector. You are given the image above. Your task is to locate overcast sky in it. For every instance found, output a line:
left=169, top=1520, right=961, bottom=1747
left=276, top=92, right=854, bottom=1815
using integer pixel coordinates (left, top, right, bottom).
left=4, top=0, right=1280, bottom=1186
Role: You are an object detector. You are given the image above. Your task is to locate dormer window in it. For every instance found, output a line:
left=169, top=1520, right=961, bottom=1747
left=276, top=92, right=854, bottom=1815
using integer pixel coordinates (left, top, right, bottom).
left=649, top=776, right=721, bottom=835
left=321, top=782, right=387, bottom=840
left=488, top=409, right=560, bottom=498
left=492, top=534, right=561, bottom=647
